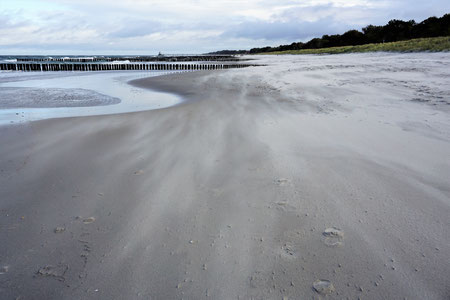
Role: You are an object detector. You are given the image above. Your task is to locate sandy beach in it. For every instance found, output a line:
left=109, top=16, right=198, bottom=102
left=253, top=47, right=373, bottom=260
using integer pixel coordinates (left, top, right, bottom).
left=1, top=52, right=449, bottom=299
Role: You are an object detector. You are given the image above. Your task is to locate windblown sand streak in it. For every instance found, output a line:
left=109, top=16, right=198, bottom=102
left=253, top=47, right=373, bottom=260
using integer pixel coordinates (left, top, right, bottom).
left=0, top=52, right=449, bottom=299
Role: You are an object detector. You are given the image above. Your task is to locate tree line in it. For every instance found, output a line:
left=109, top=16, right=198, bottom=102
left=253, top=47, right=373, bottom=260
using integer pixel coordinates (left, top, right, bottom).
left=208, top=14, right=449, bottom=54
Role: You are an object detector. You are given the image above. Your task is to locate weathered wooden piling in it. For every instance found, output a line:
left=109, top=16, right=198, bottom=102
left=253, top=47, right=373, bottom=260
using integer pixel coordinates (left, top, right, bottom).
left=0, top=62, right=257, bottom=72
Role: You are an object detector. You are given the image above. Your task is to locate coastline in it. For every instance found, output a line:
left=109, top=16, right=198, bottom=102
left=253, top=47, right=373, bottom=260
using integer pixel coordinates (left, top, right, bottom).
left=1, top=53, right=449, bottom=299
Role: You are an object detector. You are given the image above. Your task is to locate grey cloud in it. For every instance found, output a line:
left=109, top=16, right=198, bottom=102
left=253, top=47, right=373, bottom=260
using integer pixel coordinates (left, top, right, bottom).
left=220, top=0, right=450, bottom=43
left=107, top=20, right=163, bottom=38
left=0, top=12, right=30, bottom=29
left=381, top=0, right=450, bottom=22
left=221, top=19, right=348, bottom=41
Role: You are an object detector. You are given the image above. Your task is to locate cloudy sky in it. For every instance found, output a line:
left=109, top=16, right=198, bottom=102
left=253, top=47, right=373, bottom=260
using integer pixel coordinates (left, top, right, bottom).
left=1, top=0, right=449, bottom=54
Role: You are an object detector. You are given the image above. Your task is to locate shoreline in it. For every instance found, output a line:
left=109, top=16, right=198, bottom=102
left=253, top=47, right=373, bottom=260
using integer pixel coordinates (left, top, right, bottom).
left=0, top=70, right=182, bottom=125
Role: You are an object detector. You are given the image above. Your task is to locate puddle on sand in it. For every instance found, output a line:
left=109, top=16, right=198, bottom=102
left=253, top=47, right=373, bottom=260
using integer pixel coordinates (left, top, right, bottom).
left=0, top=70, right=184, bottom=125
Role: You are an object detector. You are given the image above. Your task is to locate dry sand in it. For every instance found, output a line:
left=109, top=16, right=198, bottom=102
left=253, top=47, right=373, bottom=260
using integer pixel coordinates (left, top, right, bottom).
left=1, top=52, right=449, bottom=299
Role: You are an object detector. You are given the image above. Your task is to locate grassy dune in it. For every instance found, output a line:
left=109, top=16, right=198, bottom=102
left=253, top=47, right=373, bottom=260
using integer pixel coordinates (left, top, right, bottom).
left=261, top=36, right=450, bottom=55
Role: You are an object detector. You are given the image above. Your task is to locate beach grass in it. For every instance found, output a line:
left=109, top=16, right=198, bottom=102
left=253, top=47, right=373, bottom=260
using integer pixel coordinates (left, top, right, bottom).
left=259, top=36, right=450, bottom=55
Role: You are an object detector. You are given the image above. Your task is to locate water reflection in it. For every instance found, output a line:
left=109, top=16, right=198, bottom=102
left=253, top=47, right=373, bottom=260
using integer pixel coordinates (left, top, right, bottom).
left=0, top=70, right=183, bottom=125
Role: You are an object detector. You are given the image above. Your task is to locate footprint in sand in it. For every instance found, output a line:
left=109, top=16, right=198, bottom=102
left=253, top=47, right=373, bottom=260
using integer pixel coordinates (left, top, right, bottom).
left=249, top=271, right=267, bottom=288
left=0, top=266, right=9, bottom=274
left=272, top=201, right=297, bottom=212
left=54, top=227, right=65, bottom=233
left=279, top=243, right=296, bottom=260
left=36, top=264, right=68, bottom=281
left=313, top=279, right=335, bottom=295
left=275, top=178, right=291, bottom=187
left=82, top=217, right=96, bottom=224
left=322, top=227, right=344, bottom=247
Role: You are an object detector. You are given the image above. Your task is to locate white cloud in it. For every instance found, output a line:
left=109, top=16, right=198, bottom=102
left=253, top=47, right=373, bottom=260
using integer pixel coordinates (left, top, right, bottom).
left=0, top=0, right=449, bottom=54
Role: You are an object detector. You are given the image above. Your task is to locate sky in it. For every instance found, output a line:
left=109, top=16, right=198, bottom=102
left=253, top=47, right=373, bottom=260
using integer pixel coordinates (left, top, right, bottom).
left=1, top=0, right=449, bottom=55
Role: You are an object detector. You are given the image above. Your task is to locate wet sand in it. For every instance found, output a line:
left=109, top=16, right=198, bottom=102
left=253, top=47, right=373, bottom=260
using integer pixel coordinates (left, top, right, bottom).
left=0, top=87, right=120, bottom=108
left=0, top=52, right=450, bottom=299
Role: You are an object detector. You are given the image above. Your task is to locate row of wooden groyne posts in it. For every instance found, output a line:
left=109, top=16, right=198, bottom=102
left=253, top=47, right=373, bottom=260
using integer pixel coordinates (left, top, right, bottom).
left=0, top=63, right=256, bottom=72
left=15, top=55, right=242, bottom=62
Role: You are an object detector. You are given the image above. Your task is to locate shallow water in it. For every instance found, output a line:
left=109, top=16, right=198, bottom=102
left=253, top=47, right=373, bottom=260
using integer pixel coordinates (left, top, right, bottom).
left=0, top=71, right=183, bottom=125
